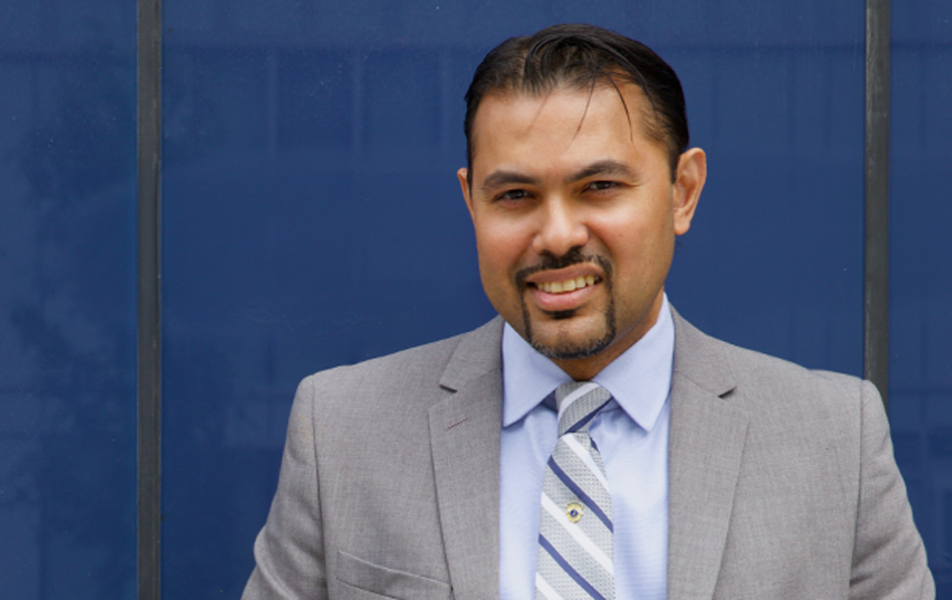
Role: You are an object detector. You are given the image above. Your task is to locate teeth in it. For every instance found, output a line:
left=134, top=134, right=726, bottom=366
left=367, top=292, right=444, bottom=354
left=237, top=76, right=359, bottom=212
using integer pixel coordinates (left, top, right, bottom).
left=538, top=276, right=598, bottom=294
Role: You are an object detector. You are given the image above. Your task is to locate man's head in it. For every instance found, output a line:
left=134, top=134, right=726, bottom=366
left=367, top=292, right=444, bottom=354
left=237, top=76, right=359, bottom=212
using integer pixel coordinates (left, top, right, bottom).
left=458, top=25, right=706, bottom=380
left=463, top=24, right=690, bottom=186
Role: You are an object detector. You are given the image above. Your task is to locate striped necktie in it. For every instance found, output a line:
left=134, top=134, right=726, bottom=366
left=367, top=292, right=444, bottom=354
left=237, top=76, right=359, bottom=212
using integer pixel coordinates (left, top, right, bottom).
left=536, top=381, right=614, bottom=600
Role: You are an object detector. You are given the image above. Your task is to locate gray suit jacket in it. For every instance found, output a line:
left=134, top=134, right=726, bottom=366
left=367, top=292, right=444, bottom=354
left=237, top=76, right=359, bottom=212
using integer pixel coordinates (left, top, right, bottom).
left=242, top=311, right=934, bottom=599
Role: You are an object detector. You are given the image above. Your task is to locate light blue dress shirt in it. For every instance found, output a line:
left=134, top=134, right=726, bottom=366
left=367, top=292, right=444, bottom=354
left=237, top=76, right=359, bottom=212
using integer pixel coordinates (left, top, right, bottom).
left=499, top=295, right=674, bottom=600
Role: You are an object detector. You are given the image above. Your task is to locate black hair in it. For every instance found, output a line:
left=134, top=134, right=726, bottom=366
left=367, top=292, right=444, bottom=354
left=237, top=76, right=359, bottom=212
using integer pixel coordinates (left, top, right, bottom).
left=463, top=24, right=689, bottom=183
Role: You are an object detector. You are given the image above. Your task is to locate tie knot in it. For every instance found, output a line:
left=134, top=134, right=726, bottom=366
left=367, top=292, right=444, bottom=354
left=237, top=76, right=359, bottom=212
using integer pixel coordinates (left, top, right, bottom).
left=554, top=381, right=612, bottom=437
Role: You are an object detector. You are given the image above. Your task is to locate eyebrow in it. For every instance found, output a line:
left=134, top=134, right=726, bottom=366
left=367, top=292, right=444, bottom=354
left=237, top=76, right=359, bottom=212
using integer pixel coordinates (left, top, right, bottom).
left=480, top=170, right=539, bottom=195
left=566, top=159, right=636, bottom=183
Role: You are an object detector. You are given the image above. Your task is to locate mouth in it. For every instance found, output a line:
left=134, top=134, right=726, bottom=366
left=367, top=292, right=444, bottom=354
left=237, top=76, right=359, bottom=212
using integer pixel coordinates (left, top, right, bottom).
left=531, top=275, right=600, bottom=294
left=516, top=251, right=612, bottom=313
left=524, top=267, right=604, bottom=314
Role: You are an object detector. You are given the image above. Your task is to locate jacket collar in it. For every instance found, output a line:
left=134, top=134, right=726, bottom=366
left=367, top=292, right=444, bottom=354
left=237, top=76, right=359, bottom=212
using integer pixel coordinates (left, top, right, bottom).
left=667, top=309, right=749, bottom=600
left=429, top=310, right=750, bottom=600
left=430, top=317, right=504, bottom=600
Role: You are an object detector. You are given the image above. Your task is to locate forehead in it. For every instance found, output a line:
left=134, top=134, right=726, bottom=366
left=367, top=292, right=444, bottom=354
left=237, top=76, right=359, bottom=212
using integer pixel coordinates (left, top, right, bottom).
left=468, top=83, right=660, bottom=174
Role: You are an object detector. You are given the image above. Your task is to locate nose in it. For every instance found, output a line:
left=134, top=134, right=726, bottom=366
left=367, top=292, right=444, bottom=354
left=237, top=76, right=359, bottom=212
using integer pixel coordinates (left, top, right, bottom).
left=531, top=198, right=589, bottom=258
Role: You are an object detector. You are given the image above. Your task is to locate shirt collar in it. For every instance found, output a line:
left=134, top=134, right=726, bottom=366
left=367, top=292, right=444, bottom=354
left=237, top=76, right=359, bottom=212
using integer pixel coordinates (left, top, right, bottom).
left=501, top=293, right=674, bottom=432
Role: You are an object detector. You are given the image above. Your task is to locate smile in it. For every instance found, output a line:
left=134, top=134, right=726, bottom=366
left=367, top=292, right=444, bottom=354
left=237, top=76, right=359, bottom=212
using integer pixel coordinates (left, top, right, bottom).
left=535, top=275, right=598, bottom=294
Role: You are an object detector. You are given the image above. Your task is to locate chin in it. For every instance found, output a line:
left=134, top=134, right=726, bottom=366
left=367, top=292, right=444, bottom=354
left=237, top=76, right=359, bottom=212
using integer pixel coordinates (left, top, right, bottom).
left=518, top=294, right=618, bottom=362
left=528, top=329, right=616, bottom=361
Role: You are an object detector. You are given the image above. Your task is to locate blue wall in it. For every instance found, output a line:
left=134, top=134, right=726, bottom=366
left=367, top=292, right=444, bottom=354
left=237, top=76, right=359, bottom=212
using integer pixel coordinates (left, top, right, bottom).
left=0, top=2, right=137, bottom=598
left=0, top=0, right=949, bottom=597
left=890, top=1, right=952, bottom=592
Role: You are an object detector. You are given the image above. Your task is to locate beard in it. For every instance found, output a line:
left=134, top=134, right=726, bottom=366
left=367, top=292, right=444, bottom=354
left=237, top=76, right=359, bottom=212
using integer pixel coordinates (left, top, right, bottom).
left=523, top=301, right=617, bottom=360
left=515, top=249, right=616, bottom=360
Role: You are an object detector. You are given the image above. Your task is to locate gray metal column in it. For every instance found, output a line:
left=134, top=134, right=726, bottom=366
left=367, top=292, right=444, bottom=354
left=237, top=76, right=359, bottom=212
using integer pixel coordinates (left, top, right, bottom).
left=863, top=0, right=889, bottom=406
left=137, top=0, right=162, bottom=596
left=865, top=0, right=890, bottom=409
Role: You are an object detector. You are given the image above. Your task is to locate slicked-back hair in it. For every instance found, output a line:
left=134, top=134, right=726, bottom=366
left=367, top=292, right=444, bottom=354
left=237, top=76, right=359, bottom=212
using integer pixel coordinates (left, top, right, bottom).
left=463, top=24, right=689, bottom=184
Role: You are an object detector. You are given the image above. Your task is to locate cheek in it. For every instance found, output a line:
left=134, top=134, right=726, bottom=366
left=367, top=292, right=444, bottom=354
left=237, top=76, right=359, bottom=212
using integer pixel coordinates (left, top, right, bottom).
left=590, top=215, right=647, bottom=257
left=594, top=215, right=673, bottom=276
left=475, top=220, right=530, bottom=269
left=598, top=201, right=674, bottom=245
left=475, top=233, right=516, bottom=294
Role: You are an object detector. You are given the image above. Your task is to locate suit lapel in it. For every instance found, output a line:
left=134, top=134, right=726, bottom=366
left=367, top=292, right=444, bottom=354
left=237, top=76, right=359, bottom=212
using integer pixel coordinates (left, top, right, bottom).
left=425, top=312, right=750, bottom=600
left=667, top=311, right=750, bottom=600
left=429, top=319, right=504, bottom=600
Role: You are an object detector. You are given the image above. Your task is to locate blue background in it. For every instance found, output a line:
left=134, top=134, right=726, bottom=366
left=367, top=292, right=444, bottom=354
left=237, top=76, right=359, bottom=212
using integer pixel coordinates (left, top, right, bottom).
left=0, top=0, right=949, bottom=598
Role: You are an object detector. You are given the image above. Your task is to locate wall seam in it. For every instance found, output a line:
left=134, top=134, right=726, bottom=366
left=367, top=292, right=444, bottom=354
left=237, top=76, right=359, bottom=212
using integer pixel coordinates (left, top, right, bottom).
left=137, top=0, right=162, bottom=596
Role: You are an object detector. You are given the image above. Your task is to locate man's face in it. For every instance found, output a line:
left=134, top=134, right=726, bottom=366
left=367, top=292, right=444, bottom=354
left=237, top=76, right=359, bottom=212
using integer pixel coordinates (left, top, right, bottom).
left=458, top=83, right=705, bottom=380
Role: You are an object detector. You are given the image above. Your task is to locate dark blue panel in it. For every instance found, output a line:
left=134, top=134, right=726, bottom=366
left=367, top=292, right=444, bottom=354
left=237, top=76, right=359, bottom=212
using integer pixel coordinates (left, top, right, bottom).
left=666, top=45, right=864, bottom=375
left=0, top=1, right=137, bottom=598
left=891, top=1, right=952, bottom=593
left=161, top=1, right=865, bottom=597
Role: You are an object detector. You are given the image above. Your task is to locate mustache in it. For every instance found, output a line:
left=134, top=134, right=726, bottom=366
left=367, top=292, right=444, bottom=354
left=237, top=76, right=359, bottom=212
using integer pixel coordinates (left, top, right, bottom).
left=514, top=248, right=612, bottom=288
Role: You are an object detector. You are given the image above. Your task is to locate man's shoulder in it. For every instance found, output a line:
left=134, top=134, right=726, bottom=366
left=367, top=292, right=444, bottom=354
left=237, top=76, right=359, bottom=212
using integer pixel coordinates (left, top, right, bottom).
left=712, top=328, right=860, bottom=390
left=672, top=309, right=871, bottom=418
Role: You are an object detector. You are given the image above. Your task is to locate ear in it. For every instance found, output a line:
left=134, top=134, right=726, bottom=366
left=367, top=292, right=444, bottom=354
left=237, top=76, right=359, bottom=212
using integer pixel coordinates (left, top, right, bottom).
left=672, top=147, right=706, bottom=236
left=458, top=167, right=475, bottom=220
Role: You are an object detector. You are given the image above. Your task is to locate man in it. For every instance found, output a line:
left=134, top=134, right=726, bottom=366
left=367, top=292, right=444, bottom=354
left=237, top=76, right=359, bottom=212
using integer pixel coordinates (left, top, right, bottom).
left=243, top=24, right=933, bottom=599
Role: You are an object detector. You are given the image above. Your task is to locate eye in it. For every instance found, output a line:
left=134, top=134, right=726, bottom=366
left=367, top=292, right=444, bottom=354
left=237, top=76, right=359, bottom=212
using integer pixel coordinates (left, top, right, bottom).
left=496, top=188, right=530, bottom=202
left=586, top=180, right=618, bottom=192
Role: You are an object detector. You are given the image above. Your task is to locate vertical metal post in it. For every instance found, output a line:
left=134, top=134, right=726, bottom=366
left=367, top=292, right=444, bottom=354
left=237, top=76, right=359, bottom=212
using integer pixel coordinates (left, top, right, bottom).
left=865, top=0, right=890, bottom=409
left=137, top=0, right=162, bottom=595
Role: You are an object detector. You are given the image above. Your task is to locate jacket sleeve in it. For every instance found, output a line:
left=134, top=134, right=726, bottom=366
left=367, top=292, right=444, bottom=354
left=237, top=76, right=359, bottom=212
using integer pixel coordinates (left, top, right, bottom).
left=242, top=376, right=327, bottom=600
left=850, top=380, right=934, bottom=599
